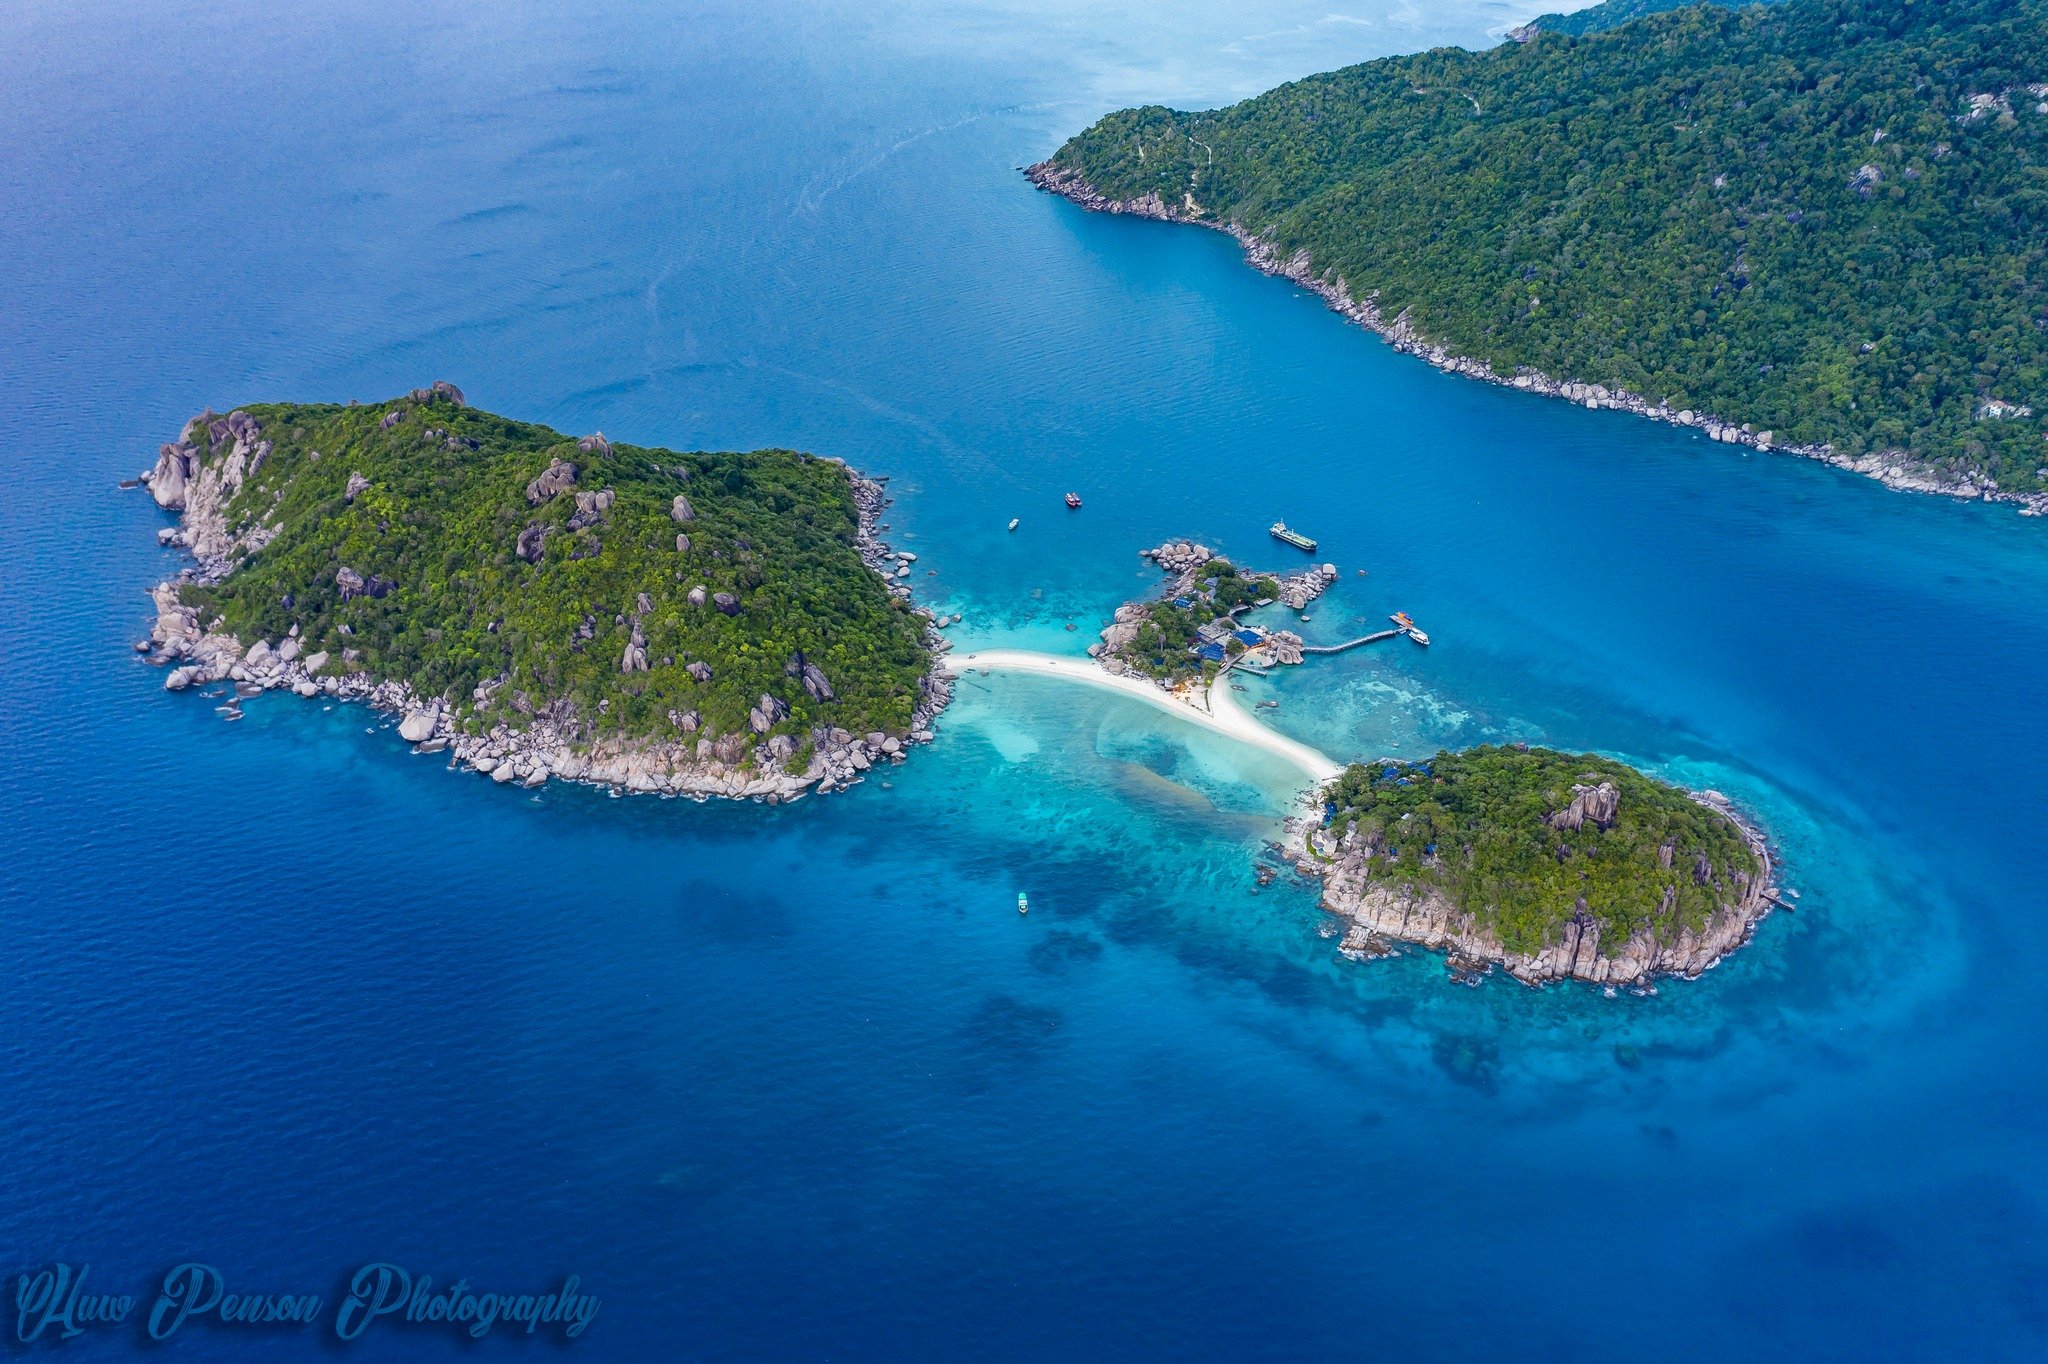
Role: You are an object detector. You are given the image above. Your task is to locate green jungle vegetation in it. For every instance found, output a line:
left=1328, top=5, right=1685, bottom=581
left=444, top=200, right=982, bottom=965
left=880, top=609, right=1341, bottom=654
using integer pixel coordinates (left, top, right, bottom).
left=181, top=391, right=932, bottom=752
left=1113, top=558, right=1278, bottom=683
left=1042, top=0, right=2048, bottom=495
left=1529, top=0, right=1781, bottom=39
left=1325, top=746, right=1763, bottom=955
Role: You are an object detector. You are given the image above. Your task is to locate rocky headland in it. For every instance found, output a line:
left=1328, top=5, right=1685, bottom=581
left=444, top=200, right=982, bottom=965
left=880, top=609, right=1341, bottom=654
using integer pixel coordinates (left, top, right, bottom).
left=1027, top=162, right=2047, bottom=519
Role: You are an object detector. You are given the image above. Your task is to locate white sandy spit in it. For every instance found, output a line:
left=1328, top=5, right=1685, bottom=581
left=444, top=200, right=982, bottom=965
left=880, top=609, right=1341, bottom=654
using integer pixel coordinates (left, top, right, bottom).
left=941, top=649, right=1342, bottom=785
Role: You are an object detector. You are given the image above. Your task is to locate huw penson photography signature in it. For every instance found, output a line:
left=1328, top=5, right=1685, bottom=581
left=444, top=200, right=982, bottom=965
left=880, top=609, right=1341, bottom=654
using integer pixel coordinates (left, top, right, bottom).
left=12, top=1261, right=600, bottom=1343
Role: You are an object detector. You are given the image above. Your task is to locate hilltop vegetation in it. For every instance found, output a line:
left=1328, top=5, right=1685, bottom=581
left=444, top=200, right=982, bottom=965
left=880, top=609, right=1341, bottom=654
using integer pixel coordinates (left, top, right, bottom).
left=1325, top=746, right=1763, bottom=956
left=1038, top=0, right=2048, bottom=497
left=167, top=391, right=932, bottom=754
left=1527, top=0, right=1781, bottom=39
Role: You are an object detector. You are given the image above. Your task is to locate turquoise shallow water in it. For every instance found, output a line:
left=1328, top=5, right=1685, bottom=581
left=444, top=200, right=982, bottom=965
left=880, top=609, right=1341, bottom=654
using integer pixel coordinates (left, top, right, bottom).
left=4, top=0, right=2048, bottom=1357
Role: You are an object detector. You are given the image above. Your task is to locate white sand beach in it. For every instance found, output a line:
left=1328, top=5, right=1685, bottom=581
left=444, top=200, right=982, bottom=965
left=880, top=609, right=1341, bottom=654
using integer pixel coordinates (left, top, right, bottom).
left=941, top=649, right=1342, bottom=785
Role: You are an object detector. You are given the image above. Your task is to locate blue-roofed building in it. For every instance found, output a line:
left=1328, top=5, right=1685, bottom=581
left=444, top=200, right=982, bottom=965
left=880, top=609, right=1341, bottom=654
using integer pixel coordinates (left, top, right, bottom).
left=1233, top=629, right=1263, bottom=646
left=1171, top=596, right=1194, bottom=609
left=1194, top=642, right=1226, bottom=663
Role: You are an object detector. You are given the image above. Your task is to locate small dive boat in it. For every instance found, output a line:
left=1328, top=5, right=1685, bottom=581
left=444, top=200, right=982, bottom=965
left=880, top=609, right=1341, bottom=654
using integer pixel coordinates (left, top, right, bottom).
left=1406, top=628, right=1431, bottom=646
left=1017, top=892, right=1030, bottom=914
left=1064, top=492, right=1082, bottom=509
left=1008, top=517, right=1019, bottom=531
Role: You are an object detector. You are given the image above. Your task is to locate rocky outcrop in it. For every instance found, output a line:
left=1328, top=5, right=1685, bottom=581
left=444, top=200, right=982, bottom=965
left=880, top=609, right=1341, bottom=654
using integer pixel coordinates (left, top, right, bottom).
left=1025, top=161, right=2048, bottom=520
left=567, top=487, right=614, bottom=530
left=1277, top=563, right=1338, bottom=611
left=525, top=458, right=577, bottom=505
left=516, top=523, right=551, bottom=563
left=1295, top=789, right=1775, bottom=989
left=149, top=443, right=197, bottom=510
left=1548, top=781, right=1620, bottom=832
left=670, top=493, right=695, bottom=523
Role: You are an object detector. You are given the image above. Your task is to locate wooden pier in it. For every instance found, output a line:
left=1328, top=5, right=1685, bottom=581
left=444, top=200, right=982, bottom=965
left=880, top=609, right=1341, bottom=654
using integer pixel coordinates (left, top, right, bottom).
left=1301, top=628, right=1403, bottom=655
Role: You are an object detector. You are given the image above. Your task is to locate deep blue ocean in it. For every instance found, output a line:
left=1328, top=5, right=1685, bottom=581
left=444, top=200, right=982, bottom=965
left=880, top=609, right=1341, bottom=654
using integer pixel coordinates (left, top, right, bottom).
left=5, top=0, right=2047, bottom=1358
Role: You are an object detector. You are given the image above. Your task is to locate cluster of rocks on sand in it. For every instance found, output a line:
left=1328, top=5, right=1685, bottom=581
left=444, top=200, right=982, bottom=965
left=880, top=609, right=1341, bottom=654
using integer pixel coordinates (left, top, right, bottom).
left=1026, top=162, right=2048, bottom=519
left=135, top=388, right=952, bottom=803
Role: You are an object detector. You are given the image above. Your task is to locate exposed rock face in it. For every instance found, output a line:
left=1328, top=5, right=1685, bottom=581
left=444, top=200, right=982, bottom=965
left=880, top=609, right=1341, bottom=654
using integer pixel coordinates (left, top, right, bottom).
left=567, top=487, right=614, bottom=530
left=686, top=660, right=713, bottom=683
left=407, top=380, right=466, bottom=406
left=687, top=585, right=707, bottom=607
left=712, top=591, right=740, bottom=615
left=345, top=471, right=371, bottom=502
left=516, top=523, right=551, bottom=563
left=150, top=443, right=197, bottom=509
left=336, top=566, right=365, bottom=598
left=525, top=458, right=578, bottom=505
left=398, top=707, right=440, bottom=743
left=670, top=493, right=696, bottom=523
left=1549, top=781, right=1621, bottom=832
left=675, top=533, right=691, bottom=554
left=577, top=432, right=610, bottom=455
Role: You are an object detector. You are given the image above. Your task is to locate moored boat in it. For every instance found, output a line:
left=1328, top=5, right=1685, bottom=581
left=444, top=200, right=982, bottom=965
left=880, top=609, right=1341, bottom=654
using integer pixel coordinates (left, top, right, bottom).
left=1064, top=492, right=1082, bottom=509
left=1269, top=521, right=1317, bottom=552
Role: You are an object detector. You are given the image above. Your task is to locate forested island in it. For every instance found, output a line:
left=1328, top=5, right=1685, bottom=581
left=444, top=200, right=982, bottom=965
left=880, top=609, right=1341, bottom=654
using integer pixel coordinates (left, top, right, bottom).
left=139, top=386, right=947, bottom=798
left=1031, top=0, right=2048, bottom=515
left=1297, top=746, right=1775, bottom=987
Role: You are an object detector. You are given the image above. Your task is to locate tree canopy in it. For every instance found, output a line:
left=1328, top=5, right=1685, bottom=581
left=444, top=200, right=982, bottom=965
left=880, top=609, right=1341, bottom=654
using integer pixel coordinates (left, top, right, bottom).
left=1045, top=0, right=2048, bottom=495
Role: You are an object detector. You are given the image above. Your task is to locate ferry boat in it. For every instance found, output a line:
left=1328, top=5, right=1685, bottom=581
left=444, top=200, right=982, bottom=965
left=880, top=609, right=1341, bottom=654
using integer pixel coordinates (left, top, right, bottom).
left=1017, top=892, right=1029, bottom=914
left=1064, top=492, right=1082, bottom=509
left=1407, top=627, right=1431, bottom=646
left=1269, top=521, right=1318, bottom=552
left=1391, top=612, right=1430, bottom=646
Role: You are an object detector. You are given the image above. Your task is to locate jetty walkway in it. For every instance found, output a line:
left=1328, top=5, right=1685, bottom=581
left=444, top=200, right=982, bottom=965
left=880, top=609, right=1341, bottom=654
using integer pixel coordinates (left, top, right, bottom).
left=1301, top=628, right=1403, bottom=655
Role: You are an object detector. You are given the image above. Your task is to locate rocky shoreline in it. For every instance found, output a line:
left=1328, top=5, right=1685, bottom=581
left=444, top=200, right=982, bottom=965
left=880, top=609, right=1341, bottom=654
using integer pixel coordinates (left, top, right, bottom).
left=1026, top=162, right=2048, bottom=519
left=138, top=393, right=953, bottom=803
left=1090, top=538, right=1337, bottom=683
left=1285, top=781, right=1780, bottom=990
